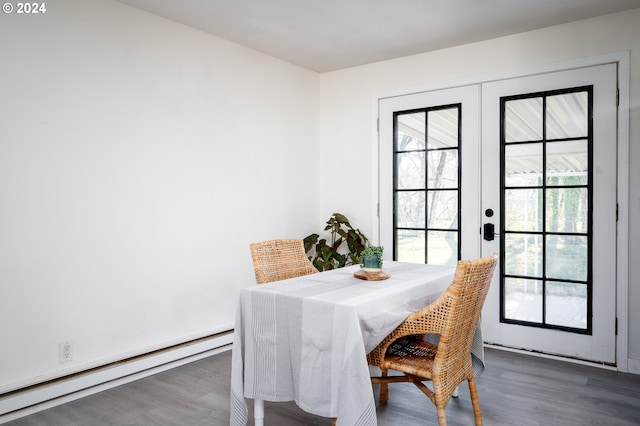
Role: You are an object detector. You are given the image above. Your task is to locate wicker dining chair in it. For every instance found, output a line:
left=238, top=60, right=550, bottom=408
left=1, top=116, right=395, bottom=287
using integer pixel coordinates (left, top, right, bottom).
left=249, top=239, right=318, bottom=284
left=367, top=253, right=498, bottom=426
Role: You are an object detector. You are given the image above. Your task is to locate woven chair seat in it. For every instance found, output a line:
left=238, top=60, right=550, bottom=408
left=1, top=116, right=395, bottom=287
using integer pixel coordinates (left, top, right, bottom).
left=382, top=337, right=438, bottom=379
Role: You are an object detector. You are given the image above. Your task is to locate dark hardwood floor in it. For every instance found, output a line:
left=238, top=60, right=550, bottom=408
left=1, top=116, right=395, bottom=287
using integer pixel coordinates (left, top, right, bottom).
left=6, top=347, right=640, bottom=425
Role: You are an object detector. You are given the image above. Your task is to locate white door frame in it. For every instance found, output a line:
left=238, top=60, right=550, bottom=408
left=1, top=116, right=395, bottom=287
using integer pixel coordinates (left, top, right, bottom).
left=371, top=51, right=630, bottom=372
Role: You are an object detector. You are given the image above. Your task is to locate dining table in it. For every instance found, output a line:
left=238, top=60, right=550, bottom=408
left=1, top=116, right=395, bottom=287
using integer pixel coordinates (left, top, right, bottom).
left=230, top=261, right=486, bottom=426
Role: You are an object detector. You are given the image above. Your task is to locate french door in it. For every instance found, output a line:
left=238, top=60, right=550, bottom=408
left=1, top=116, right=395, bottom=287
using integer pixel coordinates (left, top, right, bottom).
left=379, top=85, right=482, bottom=263
left=378, top=63, right=618, bottom=364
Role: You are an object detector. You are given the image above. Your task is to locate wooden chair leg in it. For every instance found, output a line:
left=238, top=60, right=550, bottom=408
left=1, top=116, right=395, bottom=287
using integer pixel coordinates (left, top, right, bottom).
left=468, top=377, right=483, bottom=425
left=379, top=368, right=389, bottom=404
left=436, top=403, right=448, bottom=426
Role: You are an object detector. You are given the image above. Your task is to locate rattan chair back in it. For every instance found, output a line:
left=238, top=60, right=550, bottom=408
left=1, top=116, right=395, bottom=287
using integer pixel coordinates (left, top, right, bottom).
left=437, top=254, right=497, bottom=399
left=249, top=239, right=318, bottom=284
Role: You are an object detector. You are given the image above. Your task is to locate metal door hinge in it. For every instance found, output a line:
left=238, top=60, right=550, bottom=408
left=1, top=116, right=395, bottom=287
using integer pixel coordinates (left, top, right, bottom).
left=616, top=87, right=619, bottom=107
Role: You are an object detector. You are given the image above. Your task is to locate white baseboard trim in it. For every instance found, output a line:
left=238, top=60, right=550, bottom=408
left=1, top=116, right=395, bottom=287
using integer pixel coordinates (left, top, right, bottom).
left=627, top=358, right=640, bottom=375
left=484, top=343, right=618, bottom=371
left=0, top=332, right=234, bottom=424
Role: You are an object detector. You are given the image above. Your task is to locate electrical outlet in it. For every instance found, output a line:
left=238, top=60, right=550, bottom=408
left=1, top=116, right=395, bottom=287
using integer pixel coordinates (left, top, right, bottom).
left=59, top=341, right=73, bottom=363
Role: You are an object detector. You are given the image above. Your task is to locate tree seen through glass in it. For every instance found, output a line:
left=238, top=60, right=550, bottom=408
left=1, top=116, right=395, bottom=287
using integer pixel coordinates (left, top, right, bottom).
left=394, top=106, right=460, bottom=266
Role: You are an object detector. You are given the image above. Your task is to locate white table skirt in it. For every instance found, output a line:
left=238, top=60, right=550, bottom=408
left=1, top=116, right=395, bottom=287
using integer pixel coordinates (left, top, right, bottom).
left=230, top=262, right=484, bottom=426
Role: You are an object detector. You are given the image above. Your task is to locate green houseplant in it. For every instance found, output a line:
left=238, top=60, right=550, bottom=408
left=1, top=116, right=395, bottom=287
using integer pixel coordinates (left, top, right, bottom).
left=303, top=213, right=369, bottom=271
left=361, top=245, right=384, bottom=269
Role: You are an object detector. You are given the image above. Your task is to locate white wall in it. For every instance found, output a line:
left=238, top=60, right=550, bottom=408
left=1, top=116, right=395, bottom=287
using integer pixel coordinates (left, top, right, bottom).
left=0, top=0, right=320, bottom=392
left=318, top=9, right=640, bottom=370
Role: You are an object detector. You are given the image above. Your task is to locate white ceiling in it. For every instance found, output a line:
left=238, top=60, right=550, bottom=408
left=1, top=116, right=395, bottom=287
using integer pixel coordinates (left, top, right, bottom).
left=115, top=0, right=640, bottom=73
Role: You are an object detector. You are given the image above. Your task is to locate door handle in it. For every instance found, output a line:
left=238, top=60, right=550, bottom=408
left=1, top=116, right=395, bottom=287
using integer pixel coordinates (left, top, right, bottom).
left=483, top=223, right=495, bottom=241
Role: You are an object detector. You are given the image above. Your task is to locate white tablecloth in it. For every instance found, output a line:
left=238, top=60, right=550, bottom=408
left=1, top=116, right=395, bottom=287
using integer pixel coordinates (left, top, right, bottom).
left=230, top=262, right=484, bottom=425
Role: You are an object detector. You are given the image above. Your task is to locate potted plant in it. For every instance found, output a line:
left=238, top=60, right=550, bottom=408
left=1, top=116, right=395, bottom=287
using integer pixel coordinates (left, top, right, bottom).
left=361, top=245, right=384, bottom=270
left=303, top=213, right=369, bottom=272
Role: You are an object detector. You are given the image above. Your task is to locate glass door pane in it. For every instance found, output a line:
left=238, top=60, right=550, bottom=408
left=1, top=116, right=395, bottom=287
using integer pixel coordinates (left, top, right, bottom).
left=501, top=87, right=591, bottom=332
left=394, top=106, right=461, bottom=266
